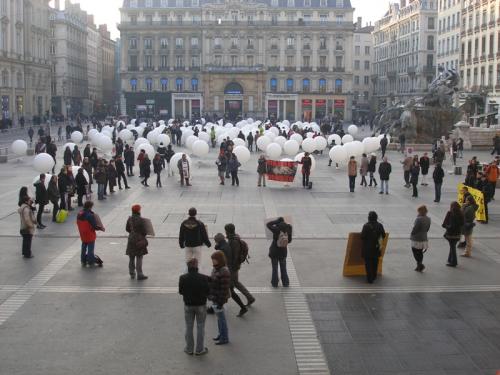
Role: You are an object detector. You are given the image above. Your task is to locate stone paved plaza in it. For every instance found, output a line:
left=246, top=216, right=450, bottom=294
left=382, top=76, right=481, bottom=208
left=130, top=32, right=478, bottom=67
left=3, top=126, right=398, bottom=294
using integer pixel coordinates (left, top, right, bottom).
left=0, top=134, right=499, bottom=375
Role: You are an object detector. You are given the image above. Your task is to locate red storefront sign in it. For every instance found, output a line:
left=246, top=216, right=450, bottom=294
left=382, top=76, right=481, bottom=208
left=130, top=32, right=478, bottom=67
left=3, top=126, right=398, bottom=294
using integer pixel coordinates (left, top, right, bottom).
left=315, top=99, right=326, bottom=107
left=334, top=99, right=345, bottom=109
left=302, top=99, right=312, bottom=110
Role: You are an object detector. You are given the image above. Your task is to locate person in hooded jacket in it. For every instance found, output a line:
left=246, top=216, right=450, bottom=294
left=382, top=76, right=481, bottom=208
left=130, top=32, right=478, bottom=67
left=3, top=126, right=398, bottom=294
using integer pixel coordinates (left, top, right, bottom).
left=63, top=146, right=73, bottom=166
left=76, top=201, right=103, bottom=267
left=179, top=207, right=211, bottom=263
left=360, top=211, right=386, bottom=283
left=75, top=168, right=88, bottom=207
left=72, top=145, right=82, bottom=166
left=267, top=217, right=293, bottom=288
left=33, top=174, right=49, bottom=229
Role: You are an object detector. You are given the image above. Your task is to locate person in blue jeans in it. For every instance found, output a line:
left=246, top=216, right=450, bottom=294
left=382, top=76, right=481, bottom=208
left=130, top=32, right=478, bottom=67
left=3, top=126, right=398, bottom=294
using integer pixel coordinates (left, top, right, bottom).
left=209, top=251, right=231, bottom=345
left=76, top=201, right=103, bottom=266
left=267, top=217, right=293, bottom=288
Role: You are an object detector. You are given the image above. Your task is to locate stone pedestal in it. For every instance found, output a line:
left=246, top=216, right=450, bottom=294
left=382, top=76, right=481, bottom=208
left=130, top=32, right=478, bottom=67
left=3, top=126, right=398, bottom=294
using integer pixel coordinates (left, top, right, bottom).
left=454, top=121, right=472, bottom=150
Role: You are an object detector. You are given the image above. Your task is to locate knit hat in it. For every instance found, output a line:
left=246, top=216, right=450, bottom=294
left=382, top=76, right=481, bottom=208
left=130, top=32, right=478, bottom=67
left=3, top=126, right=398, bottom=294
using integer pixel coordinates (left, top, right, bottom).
left=214, top=233, right=225, bottom=243
left=131, top=204, right=141, bottom=214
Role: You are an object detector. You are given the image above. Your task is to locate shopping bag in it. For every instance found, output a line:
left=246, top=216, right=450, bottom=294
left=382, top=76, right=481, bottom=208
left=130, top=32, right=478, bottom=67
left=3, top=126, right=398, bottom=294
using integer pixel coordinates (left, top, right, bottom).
left=56, top=209, right=68, bottom=223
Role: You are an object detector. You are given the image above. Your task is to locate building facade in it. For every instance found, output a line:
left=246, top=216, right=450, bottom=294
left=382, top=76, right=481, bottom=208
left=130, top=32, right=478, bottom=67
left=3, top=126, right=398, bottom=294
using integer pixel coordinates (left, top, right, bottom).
left=99, top=25, right=117, bottom=115
left=373, top=0, right=438, bottom=108
left=437, top=0, right=461, bottom=73
left=352, top=18, right=373, bottom=123
left=50, top=0, right=90, bottom=118
left=87, top=16, right=101, bottom=114
left=459, top=0, right=500, bottom=115
left=119, top=0, right=355, bottom=122
left=0, top=0, right=52, bottom=124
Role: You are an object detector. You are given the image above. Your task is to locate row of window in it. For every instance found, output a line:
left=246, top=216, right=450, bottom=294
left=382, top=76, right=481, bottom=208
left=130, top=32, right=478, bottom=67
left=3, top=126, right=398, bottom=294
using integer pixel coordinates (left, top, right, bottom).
left=353, top=60, right=370, bottom=70
left=438, top=0, right=459, bottom=11
left=438, top=12, right=460, bottom=33
left=461, top=33, right=500, bottom=60
left=130, top=0, right=342, bottom=8
left=130, top=77, right=199, bottom=92
left=463, top=5, right=500, bottom=31
left=463, top=65, right=500, bottom=88
left=437, top=34, right=460, bottom=55
left=268, top=77, right=343, bottom=93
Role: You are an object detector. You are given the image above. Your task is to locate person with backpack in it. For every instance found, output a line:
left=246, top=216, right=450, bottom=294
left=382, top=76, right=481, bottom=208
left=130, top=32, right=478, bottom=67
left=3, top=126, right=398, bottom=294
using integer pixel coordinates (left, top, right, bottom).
left=267, top=217, right=292, bottom=288
left=77, top=201, right=104, bottom=267
left=360, top=211, right=386, bottom=284
left=179, top=207, right=212, bottom=263
left=225, top=223, right=255, bottom=315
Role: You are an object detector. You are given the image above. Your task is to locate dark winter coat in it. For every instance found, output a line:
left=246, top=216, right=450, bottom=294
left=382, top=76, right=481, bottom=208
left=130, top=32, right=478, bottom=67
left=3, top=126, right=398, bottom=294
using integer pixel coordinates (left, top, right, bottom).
left=360, top=220, right=386, bottom=259
left=64, top=149, right=72, bottom=165
left=115, top=159, right=125, bottom=174
left=58, top=172, right=69, bottom=194
left=227, top=156, right=240, bottom=173
left=410, top=215, right=431, bottom=242
left=462, top=203, right=477, bottom=236
left=179, top=269, right=210, bottom=306
left=34, top=180, right=49, bottom=205
left=378, top=161, right=392, bottom=180
left=178, top=217, right=211, bottom=248
left=216, top=155, right=227, bottom=172
left=410, top=165, right=420, bottom=184
left=124, top=149, right=135, bottom=166
left=47, top=180, right=60, bottom=204
left=257, top=158, right=267, bottom=174
left=72, top=149, right=82, bottom=165
left=368, top=157, right=376, bottom=173
left=83, top=146, right=91, bottom=159
left=107, top=164, right=117, bottom=187
left=433, top=165, right=445, bottom=184
left=442, top=211, right=464, bottom=239
left=226, top=233, right=243, bottom=272
left=125, top=214, right=148, bottom=256
left=419, top=156, right=430, bottom=175
left=153, top=158, right=163, bottom=173
left=165, top=148, right=175, bottom=163
left=209, top=266, right=231, bottom=307
left=75, top=171, right=88, bottom=196
left=267, top=218, right=292, bottom=260
left=140, top=158, right=151, bottom=178
left=94, top=166, right=107, bottom=185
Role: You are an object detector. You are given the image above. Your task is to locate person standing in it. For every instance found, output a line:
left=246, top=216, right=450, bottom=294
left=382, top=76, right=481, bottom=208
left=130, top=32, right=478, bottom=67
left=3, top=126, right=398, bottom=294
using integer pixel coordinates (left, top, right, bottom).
left=82, top=157, right=93, bottom=193
left=177, top=154, right=191, bottom=186
left=224, top=223, right=255, bottom=315
left=442, top=201, right=465, bottom=267
left=124, top=144, right=135, bottom=177
left=74, top=168, right=88, bottom=207
left=77, top=201, right=103, bottom=267
left=419, top=153, right=430, bottom=186
left=47, top=175, right=60, bottom=222
left=179, top=258, right=210, bottom=356
left=140, top=154, right=151, bottom=187
left=179, top=207, right=212, bottom=263
left=63, top=146, right=72, bottom=166
left=257, top=154, right=267, bottom=187
left=485, top=160, right=499, bottom=200
left=360, top=211, right=386, bottom=284
left=459, top=195, right=478, bottom=257
left=410, top=205, right=431, bottom=272
left=380, top=134, right=388, bottom=158
left=378, top=157, right=392, bottom=195
left=33, top=174, right=48, bottom=229
left=432, top=162, right=445, bottom=203
left=360, top=153, right=369, bottom=187
left=72, top=145, right=82, bottom=166
left=300, top=152, right=312, bottom=188
left=209, top=250, right=231, bottom=345
left=18, top=195, right=37, bottom=258
left=57, top=167, right=69, bottom=209
left=402, top=154, right=413, bottom=188
left=227, top=153, right=240, bottom=187
left=94, top=160, right=107, bottom=201
left=83, top=144, right=91, bottom=159
left=477, top=173, right=493, bottom=223
left=165, top=145, right=175, bottom=177
left=347, top=156, right=357, bottom=192
left=115, top=155, right=130, bottom=189
left=368, top=154, right=377, bottom=187
left=216, top=150, right=227, bottom=185
left=107, top=160, right=118, bottom=193
left=153, top=153, right=163, bottom=188
left=125, top=205, right=149, bottom=280
left=410, top=159, right=420, bottom=198
left=399, top=133, right=406, bottom=153
left=267, top=217, right=292, bottom=288
left=28, top=127, right=34, bottom=144
left=247, top=132, right=254, bottom=152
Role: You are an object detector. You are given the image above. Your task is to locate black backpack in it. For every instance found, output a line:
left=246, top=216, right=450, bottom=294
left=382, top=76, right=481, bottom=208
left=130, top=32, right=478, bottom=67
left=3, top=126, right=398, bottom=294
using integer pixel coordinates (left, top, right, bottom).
left=239, top=239, right=250, bottom=264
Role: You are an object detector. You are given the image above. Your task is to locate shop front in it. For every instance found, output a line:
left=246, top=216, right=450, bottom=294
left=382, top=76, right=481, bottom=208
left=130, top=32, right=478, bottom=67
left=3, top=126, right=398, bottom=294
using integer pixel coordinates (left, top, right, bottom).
left=298, top=95, right=348, bottom=122
left=172, top=92, right=203, bottom=120
left=265, top=94, right=298, bottom=122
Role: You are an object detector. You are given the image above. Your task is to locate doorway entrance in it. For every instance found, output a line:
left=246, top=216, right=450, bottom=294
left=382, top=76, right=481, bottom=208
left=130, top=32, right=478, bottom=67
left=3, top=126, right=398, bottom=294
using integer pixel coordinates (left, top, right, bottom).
left=225, top=100, right=242, bottom=121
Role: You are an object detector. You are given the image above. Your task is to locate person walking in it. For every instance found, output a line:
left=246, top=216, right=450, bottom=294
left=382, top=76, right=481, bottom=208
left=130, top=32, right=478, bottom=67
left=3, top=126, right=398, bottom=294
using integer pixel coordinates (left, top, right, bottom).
left=77, top=201, right=103, bottom=267
left=360, top=153, right=369, bottom=187
left=82, top=157, right=93, bottom=193
left=33, top=174, right=48, bottom=229
left=360, top=211, right=386, bottom=284
left=267, top=217, right=292, bottom=288
left=18, top=195, right=37, bottom=258
left=402, top=154, right=413, bottom=188
left=165, top=145, right=175, bottom=177
left=216, top=150, right=227, bottom=185
left=153, top=153, right=163, bottom=188
left=459, top=195, right=478, bottom=257
left=177, top=154, right=191, bottom=186
left=72, top=145, right=82, bottom=166
left=125, top=205, right=149, bottom=280
left=115, top=155, right=130, bottom=189
left=227, top=153, right=240, bottom=187
left=94, top=160, right=107, bottom=200
left=432, top=162, right=445, bottom=203
left=63, top=146, right=72, bottom=166
left=257, top=154, right=267, bottom=187
left=419, top=153, right=430, bottom=186
left=75, top=168, right=88, bottom=207
left=368, top=154, right=378, bottom=187
left=224, top=223, right=255, bottom=315
left=140, top=154, right=151, bottom=187
left=399, top=133, right=406, bottom=153
left=107, top=160, right=118, bottom=193
left=179, top=207, right=212, bottom=263
left=410, top=159, right=420, bottom=198
left=300, top=152, right=312, bottom=188
left=179, top=258, right=210, bottom=356
left=442, top=201, right=465, bottom=267
left=47, top=175, right=60, bottom=222
left=209, top=250, right=231, bottom=345
left=347, top=156, right=357, bottom=192
left=410, top=205, right=431, bottom=272
left=124, top=144, right=135, bottom=177
left=247, top=132, right=254, bottom=152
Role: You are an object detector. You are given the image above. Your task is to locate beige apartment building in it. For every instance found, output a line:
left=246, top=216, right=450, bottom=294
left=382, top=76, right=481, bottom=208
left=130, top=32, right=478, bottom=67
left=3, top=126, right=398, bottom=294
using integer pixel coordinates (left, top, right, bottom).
left=437, top=0, right=461, bottom=72
left=373, top=0, right=438, bottom=108
left=119, top=0, right=355, bottom=122
left=99, top=25, right=117, bottom=114
left=0, top=0, right=52, bottom=124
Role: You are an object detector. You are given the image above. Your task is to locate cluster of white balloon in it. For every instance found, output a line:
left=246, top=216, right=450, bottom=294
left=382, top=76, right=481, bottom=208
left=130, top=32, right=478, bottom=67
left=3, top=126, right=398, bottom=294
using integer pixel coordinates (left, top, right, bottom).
left=329, top=131, right=391, bottom=165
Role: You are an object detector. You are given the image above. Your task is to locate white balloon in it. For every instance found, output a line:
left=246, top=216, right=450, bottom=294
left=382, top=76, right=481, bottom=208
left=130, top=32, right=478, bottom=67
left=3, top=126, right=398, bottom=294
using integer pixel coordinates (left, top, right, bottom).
left=119, top=129, right=133, bottom=141
left=186, top=135, right=198, bottom=150
left=198, top=132, right=210, bottom=143
left=306, top=132, right=315, bottom=139
left=135, top=137, right=148, bottom=148
left=71, top=131, right=83, bottom=143
left=269, top=127, right=280, bottom=136
left=342, top=134, right=354, bottom=144
left=343, top=142, right=358, bottom=158
left=266, top=143, right=282, bottom=160
left=351, top=141, right=364, bottom=156
left=283, top=140, right=300, bottom=156
left=33, top=173, right=52, bottom=188
left=290, top=133, right=303, bottom=145
left=147, top=131, right=159, bottom=145
left=71, top=166, right=90, bottom=183
left=157, top=134, right=171, bottom=146
left=274, top=136, right=287, bottom=147
left=11, top=140, right=27, bottom=156
left=170, top=153, right=192, bottom=172
left=192, top=140, right=209, bottom=157
left=348, top=125, right=358, bottom=136
left=138, top=143, right=155, bottom=160
left=232, top=138, right=245, bottom=147
left=98, top=137, right=113, bottom=152
left=264, top=130, right=276, bottom=141
left=63, top=142, right=76, bottom=151
left=133, top=127, right=145, bottom=137
left=256, top=135, right=271, bottom=151
left=224, top=123, right=234, bottom=128
left=233, top=146, right=251, bottom=164
left=315, top=136, right=328, bottom=151
left=33, top=153, right=55, bottom=173
left=88, top=129, right=99, bottom=141
left=329, top=145, right=348, bottom=163
left=294, top=152, right=316, bottom=172
left=328, top=134, right=342, bottom=146
left=301, top=137, right=316, bottom=153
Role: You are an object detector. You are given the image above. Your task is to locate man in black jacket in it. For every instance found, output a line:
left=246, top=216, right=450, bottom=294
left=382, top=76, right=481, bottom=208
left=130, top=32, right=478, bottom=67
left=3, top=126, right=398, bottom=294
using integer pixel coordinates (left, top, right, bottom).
left=179, top=207, right=211, bottom=263
left=34, top=174, right=49, bottom=229
left=378, top=157, right=392, bottom=195
left=114, top=156, right=130, bottom=189
left=179, top=258, right=210, bottom=356
left=124, top=145, right=135, bottom=176
left=432, top=162, right=445, bottom=203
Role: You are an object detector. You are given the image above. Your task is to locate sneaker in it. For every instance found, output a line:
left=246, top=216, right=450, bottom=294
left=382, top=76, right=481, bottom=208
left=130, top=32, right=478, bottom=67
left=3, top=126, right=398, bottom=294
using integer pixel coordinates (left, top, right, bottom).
left=137, top=275, right=148, bottom=281
left=184, top=348, right=193, bottom=355
left=195, top=348, right=208, bottom=356
left=130, top=274, right=135, bottom=279
left=246, top=297, right=256, bottom=307
left=237, top=307, right=248, bottom=317
left=37, top=224, right=45, bottom=229
left=215, top=340, right=229, bottom=345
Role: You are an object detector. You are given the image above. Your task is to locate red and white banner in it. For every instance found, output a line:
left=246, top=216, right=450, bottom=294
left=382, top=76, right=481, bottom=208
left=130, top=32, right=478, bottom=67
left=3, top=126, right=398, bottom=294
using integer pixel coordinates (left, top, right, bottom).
left=266, top=160, right=298, bottom=183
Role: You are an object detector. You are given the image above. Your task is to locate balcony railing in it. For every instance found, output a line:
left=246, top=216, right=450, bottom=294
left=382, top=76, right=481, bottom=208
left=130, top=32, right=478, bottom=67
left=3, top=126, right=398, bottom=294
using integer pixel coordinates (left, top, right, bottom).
left=300, top=67, right=312, bottom=72
left=204, top=64, right=265, bottom=73
left=332, top=67, right=345, bottom=72
left=118, top=20, right=354, bottom=29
